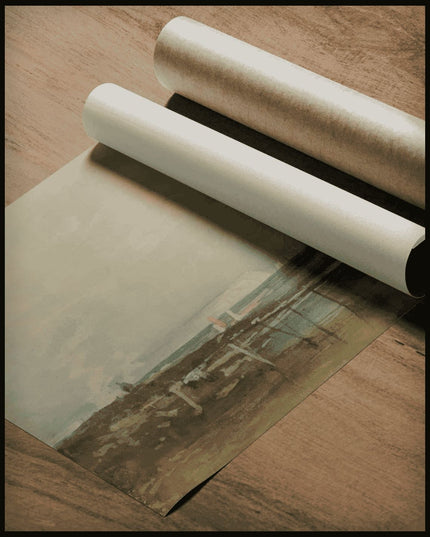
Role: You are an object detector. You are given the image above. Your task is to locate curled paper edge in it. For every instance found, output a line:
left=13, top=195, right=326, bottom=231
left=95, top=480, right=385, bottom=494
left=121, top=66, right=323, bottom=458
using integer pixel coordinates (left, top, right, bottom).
left=82, top=83, right=425, bottom=297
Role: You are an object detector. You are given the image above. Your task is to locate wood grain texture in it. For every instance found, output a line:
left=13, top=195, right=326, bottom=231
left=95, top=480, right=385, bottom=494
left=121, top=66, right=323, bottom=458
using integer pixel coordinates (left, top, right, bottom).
left=5, top=5, right=425, bottom=531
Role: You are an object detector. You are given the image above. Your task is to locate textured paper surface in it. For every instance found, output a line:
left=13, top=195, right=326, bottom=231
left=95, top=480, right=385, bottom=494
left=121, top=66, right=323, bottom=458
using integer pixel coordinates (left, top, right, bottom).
left=5, top=145, right=416, bottom=515
left=154, top=16, right=425, bottom=208
left=83, top=84, right=424, bottom=296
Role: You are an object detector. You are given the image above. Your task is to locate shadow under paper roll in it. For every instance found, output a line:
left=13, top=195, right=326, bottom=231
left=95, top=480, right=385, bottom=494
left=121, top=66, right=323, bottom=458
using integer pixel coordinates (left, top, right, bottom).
left=166, top=93, right=425, bottom=227
left=89, top=142, right=424, bottom=324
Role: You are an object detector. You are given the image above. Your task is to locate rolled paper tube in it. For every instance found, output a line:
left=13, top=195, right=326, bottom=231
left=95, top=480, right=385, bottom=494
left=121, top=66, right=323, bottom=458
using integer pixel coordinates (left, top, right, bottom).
left=154, top=16, right=425, bottom=209
left=83, top=83, right=425, bottom=296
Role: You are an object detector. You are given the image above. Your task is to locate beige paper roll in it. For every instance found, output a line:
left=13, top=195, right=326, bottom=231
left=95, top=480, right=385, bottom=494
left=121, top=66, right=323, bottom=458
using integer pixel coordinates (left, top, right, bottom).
left=154, top=16, right=425, bottom=208
left=82, top=84, right=424, bottom=296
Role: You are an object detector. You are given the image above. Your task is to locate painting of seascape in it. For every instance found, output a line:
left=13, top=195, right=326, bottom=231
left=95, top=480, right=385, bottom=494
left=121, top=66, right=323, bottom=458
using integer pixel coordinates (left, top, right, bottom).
left=57, top=248, right=412, bottom=514
left=5, top=146, right=414, bottom=515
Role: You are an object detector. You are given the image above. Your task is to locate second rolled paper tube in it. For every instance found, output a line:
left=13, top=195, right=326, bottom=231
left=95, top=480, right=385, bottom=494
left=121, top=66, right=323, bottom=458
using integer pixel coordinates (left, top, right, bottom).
left=83, top=83, right=424, bottom=296
left=154, top=17, right=425, bottom=209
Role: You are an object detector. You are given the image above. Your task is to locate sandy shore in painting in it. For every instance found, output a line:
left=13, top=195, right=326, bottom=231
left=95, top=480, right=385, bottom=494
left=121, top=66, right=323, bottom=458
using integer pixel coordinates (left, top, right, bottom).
left=58, top=248, right=413, bottom=515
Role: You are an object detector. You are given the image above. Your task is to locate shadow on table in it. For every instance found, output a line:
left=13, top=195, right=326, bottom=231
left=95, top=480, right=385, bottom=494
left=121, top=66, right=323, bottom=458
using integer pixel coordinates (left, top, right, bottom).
left=166, top=93, right=425, bottom=227
left=167, top=470, right=222, bottom=516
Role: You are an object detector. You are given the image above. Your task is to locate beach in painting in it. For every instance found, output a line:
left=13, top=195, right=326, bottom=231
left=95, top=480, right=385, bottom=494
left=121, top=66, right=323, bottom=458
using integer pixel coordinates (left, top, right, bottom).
left=57, top=247, right=412, bottom=515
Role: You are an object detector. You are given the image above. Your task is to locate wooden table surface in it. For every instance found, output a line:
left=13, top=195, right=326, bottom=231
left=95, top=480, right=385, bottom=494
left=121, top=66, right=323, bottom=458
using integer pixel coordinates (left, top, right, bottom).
left=5, top=5, right=425, bottom=531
